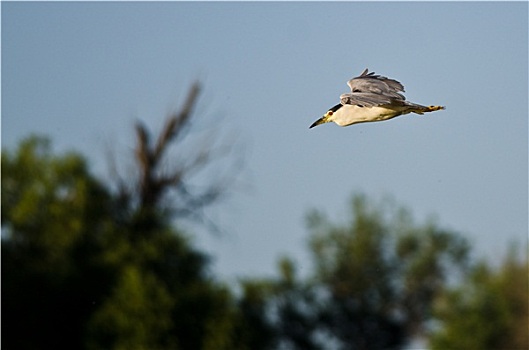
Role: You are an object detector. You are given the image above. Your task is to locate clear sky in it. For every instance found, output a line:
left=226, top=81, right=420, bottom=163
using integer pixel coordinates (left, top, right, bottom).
left=3, top=2, right=527, bottom=281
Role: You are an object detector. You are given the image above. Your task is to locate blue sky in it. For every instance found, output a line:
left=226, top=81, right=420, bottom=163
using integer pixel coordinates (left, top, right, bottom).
left=3, top=2, right=527, bottom=281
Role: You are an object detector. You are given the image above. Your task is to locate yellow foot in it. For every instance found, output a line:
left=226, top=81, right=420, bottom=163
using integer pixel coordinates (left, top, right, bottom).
left=427, top=105, right=445, bottom=111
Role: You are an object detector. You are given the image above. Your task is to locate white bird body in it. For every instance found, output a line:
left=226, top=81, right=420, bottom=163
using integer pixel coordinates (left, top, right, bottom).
left=328, top=104, right=416, bottom=127
left=310, top=69, right=445, bottom=128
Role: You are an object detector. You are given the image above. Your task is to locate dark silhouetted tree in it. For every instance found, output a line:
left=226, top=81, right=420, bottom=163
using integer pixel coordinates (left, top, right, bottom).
left=2, top=136, right=115, bottom=348
left=2, top=83, right=246, bottom=349
left=114, top=82, right=238, bottom=232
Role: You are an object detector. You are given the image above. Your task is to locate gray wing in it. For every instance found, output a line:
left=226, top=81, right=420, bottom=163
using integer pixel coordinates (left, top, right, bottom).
left=340, top=69, right=406, bottom=107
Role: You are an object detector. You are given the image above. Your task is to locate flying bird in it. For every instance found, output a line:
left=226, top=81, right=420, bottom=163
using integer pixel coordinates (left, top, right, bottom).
left=310, top=69, right=445, bottom=128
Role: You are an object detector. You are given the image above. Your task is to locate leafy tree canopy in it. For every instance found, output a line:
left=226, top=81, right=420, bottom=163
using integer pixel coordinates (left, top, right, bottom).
left=237, top=194, right=471, bottom=350
left=430, top=246, right=528, bottom=350
left=2, top=84, right=246, bottom=349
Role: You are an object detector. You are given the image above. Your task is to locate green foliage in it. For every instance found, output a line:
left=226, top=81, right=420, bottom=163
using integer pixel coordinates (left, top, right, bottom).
left=2, top=136, right=109, bottom=270
left=2, top=136, right=115, bottom=348
left=247, top=194, right=471, bottom=350
left=86, top=266, right=175, bottom=350
left=2, top=136, right=244, bottom=349
left=234, top=279, right=279, bottom=350
left=309, top=195, right=470, bottom=349
left=3, top=134, right=524, bottom=350
left=430, top=249, right=529, bottom=350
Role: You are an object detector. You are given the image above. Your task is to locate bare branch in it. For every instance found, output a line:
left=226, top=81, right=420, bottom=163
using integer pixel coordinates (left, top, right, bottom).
left=153, top=82, right=201, bottom=162
left=135, top=121, right=152, bottom=170
left=112, top=81, right=243, bottom=235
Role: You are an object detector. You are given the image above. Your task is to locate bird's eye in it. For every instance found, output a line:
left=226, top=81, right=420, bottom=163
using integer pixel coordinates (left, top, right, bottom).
left=328, top=111, right=334, bottom=116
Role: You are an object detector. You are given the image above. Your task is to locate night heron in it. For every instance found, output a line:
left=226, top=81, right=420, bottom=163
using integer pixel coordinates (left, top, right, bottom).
left=310, top=69, right=445, bottom=128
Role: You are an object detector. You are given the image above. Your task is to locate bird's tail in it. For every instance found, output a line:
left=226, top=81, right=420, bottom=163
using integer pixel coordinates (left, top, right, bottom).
left=409, top=104, right=445, bottom=115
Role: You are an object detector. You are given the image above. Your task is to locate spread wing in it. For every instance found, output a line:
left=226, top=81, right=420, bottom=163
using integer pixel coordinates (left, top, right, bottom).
left=340, top=69, right=407, bottom=107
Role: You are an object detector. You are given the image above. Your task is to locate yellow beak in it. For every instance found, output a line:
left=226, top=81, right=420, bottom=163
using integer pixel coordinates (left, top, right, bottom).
left=309, top=115, right=328, bottom=129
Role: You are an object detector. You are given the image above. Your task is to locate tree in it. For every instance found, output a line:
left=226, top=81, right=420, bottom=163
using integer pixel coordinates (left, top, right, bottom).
left=429, top=247, right=529, bottom=350
left=244, top=194, right=471, bottom=350
left=2, top=83, right=245, bottom=349
left=95, top=81, right=243, bottom=349
left=113, top=81, right=239, bottom=232
left=2, top=136, right=115, bottom=348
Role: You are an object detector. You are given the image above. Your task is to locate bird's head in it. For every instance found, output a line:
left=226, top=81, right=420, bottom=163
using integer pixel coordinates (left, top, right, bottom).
left=309, top=104, right=342, bottom=129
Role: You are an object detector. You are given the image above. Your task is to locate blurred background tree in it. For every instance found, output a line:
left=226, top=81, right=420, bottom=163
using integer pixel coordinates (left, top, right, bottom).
left=239, top=194, right=471, bottom=349
left=2, top=83, right=246, bottom=349
left=429, top=247, right=528, bottom=350
left=2, top=83, right=527, bottom=350
left=2, top=136, right=115, bottom=348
